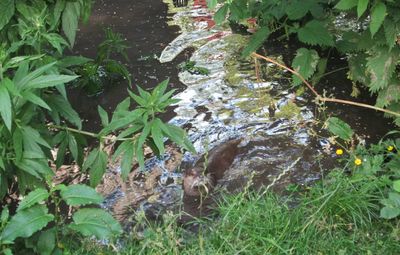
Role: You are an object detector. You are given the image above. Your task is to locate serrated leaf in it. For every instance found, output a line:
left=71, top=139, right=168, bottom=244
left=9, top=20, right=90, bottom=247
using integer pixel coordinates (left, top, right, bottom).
left=17, top=188, right=49, bottom=212
left=214, top=4, right=229, bottom=24
left=370, top=2, right=387, bottom=37
left=69, top=208, right=122, bottom=239
left=0, top=0, right=14, bottom=30
left=60, top=184, right=103, bottom=206
left=291, top=48, right=320, bottom=86
left=357, top=0, right=369, bottom=17
left=326, top=117, right=354, bottom=141
left=384, top=18, right=398, bottom=49
left=366, top=47, right=399, bottom=92
left=0, top=205, right=53, bottom=243
left=0, top=79, right=13, bottom=131
left=335, top=0, right=357, bottom=10
left=286, top=0, right=312, bottom=20
left=348, top=53, right=369, bottom=84
left=297, top=20, right=334, bottom=46
left=241, top=27, right=270, bottom=57
left=376, top=81, right=400, bottom=107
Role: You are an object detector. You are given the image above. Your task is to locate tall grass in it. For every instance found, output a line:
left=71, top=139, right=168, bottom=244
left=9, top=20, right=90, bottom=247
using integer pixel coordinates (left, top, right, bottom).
left=67, top=170, right=400, bottom=254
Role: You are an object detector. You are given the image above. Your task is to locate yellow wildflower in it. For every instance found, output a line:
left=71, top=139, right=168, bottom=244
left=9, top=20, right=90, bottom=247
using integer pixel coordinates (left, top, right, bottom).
left=336, top=149, right=343, bottom=155
left=354, top=158, right=362, bottom=166
left=387, top=145, right=394, bottom=152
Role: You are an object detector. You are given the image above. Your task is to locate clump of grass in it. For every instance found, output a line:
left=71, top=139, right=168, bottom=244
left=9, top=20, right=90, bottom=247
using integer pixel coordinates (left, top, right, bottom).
left=65, top=170, right=400, bottom=254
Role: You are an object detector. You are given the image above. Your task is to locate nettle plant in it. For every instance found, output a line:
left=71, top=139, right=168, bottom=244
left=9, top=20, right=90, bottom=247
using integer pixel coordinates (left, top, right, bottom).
left=208, top=0, right=400, bottom=123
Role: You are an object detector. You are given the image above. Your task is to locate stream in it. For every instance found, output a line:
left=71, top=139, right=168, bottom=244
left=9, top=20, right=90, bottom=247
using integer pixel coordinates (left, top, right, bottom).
left=70, top=0, right=394, bottom=229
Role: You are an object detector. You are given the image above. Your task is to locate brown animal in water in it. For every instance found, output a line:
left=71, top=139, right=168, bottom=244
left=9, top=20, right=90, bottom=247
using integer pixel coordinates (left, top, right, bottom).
left=183, top=139, right=242, bottom=197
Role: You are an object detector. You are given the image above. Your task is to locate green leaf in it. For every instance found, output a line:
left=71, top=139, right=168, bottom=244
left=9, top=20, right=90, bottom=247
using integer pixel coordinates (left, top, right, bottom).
left=16, top=158, right=54, bottom=179
left=89, top=150, right=107, bottom=187
left=60, top=184, right=103, bottom=206
left=366, top=47, right=399, bottom=92
left=151, top=120, right=165, bottom=155
left=393, top=180, right=400, bottom=192
left=291, top=48, right=320, bottom=86
left=241, top=27, right=270, bottom=57
left=68, top=133, right=78, bottom=162
left=21, top=126, right=51, bottom=149
left=380, top=206, right=400, bottom=219
left=13, top=127, right=23, bottom=162
left=370, top=2, right=387, bottom=37
left=357, top=0, right=369, bottom=17
left=214, top=4, right=229, bottom=25
left=98, top=106, right=109, bottom=127
left=15, top=62, right=57, bottom=89
left=58, top=56, right=92, bottom=68
left=82, top=148, right=99, bottom=172
left=25, top=75, right=78, bottom=89
left=0, top=0, right=14, bottom=30
left=286, top=0, right=312, bottom=20
left=326, top=117, right=354, bottom=141
left=69, top=208, right=122, bottom=239
left=335, top=0, right=357, bottom=10
left=121, top=142, right=135, bottom=179
left=102, top=109, right=145, bottom=134
left=297, top=20, right=334, bottom=46
left=384, top=18, right=399, bottom=49
left=37, top=228, right=56, bottom=255
left=46, top=95, right=82, bottom=129
left=21, top=91, right=51, bottom=110
left=1, top=206, right=9, bottom=224
left=0, top=205, right=53, bottom=243
left=62, top=2, right=80, bottom=47
left=17, top=188, right=49, bottom=212
left=207, top=0, right=217, bottom=9
left=0, top=79, right=13, bottom=131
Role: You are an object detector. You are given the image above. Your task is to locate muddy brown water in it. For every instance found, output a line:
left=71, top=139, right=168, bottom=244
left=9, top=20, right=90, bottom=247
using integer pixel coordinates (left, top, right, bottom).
left=69, top=0, right=190, bottom=132
left=68, top=0, right=396, bottom=230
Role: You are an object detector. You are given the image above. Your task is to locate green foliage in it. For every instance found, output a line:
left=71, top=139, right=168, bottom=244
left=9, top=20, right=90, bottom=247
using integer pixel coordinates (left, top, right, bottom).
left=326, top=117, right=354, bottom=141
left=291, top=48, right=320, bottom=86
left=212, top=0, right=400, bottom=124
left=178, top=60, right=210, bottom=75
left=75, top=28, right=131, bottom=96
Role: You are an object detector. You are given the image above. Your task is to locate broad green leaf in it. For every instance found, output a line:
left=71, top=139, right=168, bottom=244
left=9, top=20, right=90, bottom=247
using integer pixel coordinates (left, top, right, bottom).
left=121, top=142, right=135, bottom=179
left=89, top=150, right=107, bottom=187
left=22, top=126, right=51, bottom=149
left=393, top=180, right=400, bottom=192
left=0, top=79, right=13, bottom=131
left=214, top=4, right=228, bottom=25
left=0, top=205, right=53, bottom=243
left=37, top=228, right=56, bottom=255
left=62, top=2, right=79, bottom=47
left=25, top=75, right=78, bottom=89
left=1, top=206, right=9, bottom=224
left=241, top=27, right=270, bottom=57
left=0, top=0, right=14, bottom=30
left=297, top=20, right=334, bottom=46
left=380, top=206, right=400, bottom=219
left=370, top=2, right=387, bottom=37
left=82, top=148, right=99, bottom=172
left=159, top=122, right=195, bottom=153
left=326, top=117, right=354, bottom=141
left=58, top=56, right=92, bottom=68
left=335, top=0, right=357, bottom=10
left=357, top=0, right=369, bottom=17
left=17, top=188, right=49, bottom=212
left=366, top=47, right=399, bottom=92
left=291, top=48, right=320, bottom=86
left=56, top=138, right=68, bottom=169
left=98, top=106, right=109, bottom=127
left=69, top=208, right=122, bottom=239
left=21, top=91, right=51, bottom=110
left=60, top=184, right=103, bottom=206
left=286, top=0, right=312, bottom=20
